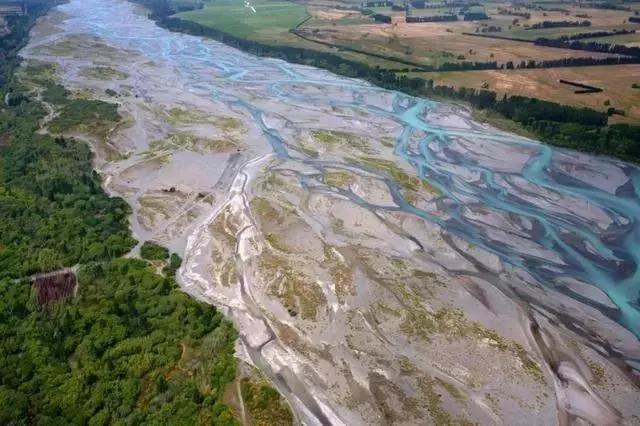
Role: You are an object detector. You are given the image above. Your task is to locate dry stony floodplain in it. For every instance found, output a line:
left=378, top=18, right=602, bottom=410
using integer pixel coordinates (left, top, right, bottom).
left=22, top=0, right=640, bottom=424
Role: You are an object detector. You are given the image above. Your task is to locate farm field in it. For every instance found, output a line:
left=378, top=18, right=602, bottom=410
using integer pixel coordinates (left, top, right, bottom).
left=175, top=0, right=308, bottom=40
left=171, top=0, right=640, bottom=123
left=298, top=19, right=620, bottom=65
left=414, top=64, right=640, bottom=122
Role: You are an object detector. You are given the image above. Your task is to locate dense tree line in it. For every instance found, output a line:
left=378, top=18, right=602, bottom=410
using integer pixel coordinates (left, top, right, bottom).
left=478, top=25, right=502, bottom=33
left=534, top=37, right=640, bottom=57
left=410, top=1, right=472, bottom=8
left=462, top=32, right=533, bottom=42
left=406, top=14, right=458, bottom=23
left=559, top=29, right=635, bottom=40
left=463, top=12, right=489, bottom=21
left=438, top=60, right=499, bottom=71
left=528, top=20, right=591, bottom=30
left=505, top=55, right=640, bottom=69
left=134, top=0, right=640, bottom=163
left=497, top=8, right=530, bottom=19
left=362, top=0, right=392, bottom=6
left=580, top=2, right=630, bottom=11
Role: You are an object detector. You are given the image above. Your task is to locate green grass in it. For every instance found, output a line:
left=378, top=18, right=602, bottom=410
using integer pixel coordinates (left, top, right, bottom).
left=175, top=0, right=309, bottom=40
left=80, top=66, right=129, bottom=81
left=47, top=99, right=121, bottom=135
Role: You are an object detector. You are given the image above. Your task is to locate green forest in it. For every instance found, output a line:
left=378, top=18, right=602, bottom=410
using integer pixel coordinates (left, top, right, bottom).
left=0, top=2, right=244, bottom=424
left=0, top=259, right=239, bottom=424
left=0, top=97, right=135, bottom=279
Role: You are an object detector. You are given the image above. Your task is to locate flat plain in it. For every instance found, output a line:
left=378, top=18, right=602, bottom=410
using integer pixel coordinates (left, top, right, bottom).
left=173, top=0, right=640, bottom=122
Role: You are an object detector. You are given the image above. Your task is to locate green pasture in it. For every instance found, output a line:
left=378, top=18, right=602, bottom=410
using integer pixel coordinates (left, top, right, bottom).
left=175, top=0, right=309, bottom=39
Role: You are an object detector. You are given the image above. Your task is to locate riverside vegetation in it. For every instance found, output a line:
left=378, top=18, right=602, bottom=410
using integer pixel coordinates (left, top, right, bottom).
left=0, top=1, right=254, bottom=423
left=135, top=0, right=640, bottom=163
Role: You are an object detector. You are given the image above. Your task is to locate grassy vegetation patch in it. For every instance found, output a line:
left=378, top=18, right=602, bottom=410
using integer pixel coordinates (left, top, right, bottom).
left=587, top=359, right=606, bottom=386
left=400, top=305, right=544, bottom=383
left=357, top=156, right=441, bottom=195
left=36, top=35, right=121, bottom=59
left=165, top=108, right=244, bottom=131
left=15, top=60, right=58, bottom=89
left=311, top=129, right=374, bottom=154
left=148, top=133, right=239, bottom=154
left=209, top=207, right=239, bottom=249
left=47, top=98, right=121, bottom=135
left=240, top=376, right=294, bottom=425
left=250, top=197, right=283, bottom=225
left=418, top=376, right=470, bottom=425
left=324, top=244, right=354, bottom=301
left=80, top=66, right=129, bottom=81
left=259, top=252, right=325, bottom=319
left=265, top=232, right=289, bottom=252
left=324, top=170, right=354, bottom=189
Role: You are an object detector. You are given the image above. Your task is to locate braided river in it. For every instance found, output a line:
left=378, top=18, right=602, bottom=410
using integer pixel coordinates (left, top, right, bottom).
left=26, top=0, right=640, bottom=422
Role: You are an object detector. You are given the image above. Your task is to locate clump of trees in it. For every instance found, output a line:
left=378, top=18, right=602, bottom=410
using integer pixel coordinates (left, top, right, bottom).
left=140, top=241, right=170, bottom=261
left=163, top=253, right=183, bottom=276
left=535, top=37, right=640, bottom=57
left=139, top=241, right=183, bottom=276
left=528, top=20, right=591, bottom=30
left=497, top=8, right=530, bottom=19
left=463, top=12, right=489, bottom=21
left=372, top=13, right=392, bottom=23
left=406, top=14, right=458, bottom=23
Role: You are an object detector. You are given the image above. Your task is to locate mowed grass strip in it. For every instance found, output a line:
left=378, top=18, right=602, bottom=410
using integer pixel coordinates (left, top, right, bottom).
left=175, top=0, right=309, bottom=39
